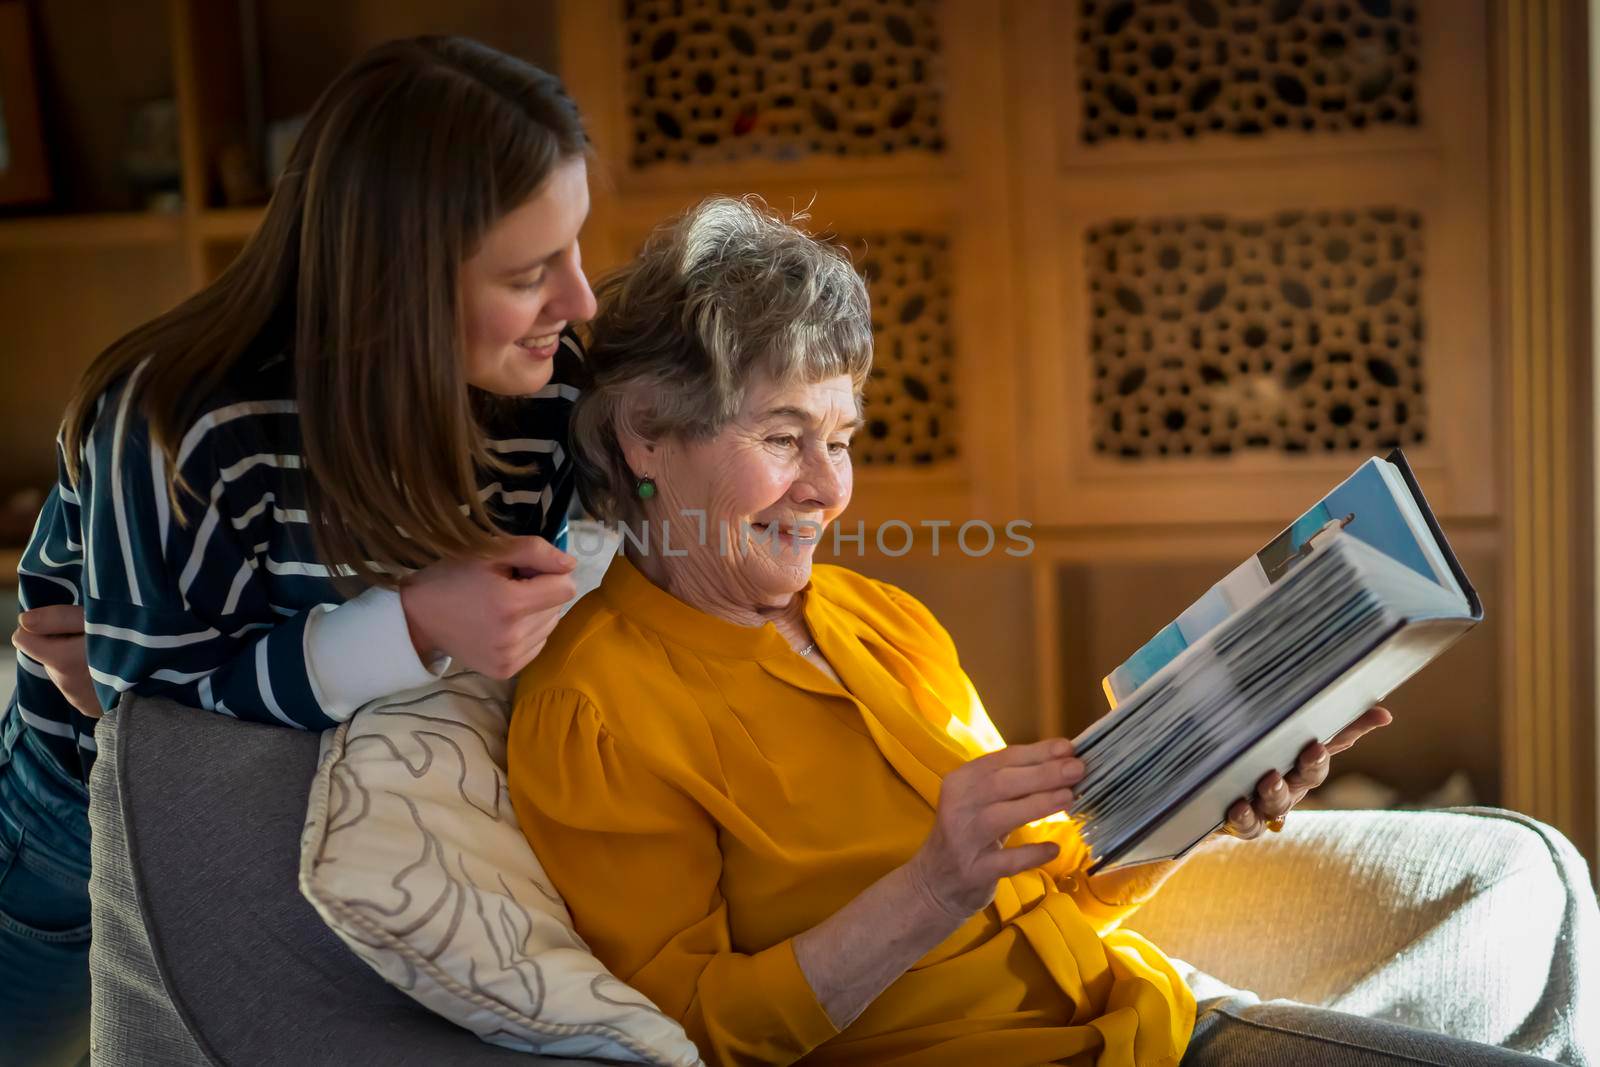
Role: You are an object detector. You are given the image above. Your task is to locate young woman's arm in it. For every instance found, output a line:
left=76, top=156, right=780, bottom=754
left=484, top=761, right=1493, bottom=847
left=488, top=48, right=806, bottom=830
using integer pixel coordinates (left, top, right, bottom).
left=19, top=378, right=582, bottom=756
left=70, top=380, right=445, bottom=730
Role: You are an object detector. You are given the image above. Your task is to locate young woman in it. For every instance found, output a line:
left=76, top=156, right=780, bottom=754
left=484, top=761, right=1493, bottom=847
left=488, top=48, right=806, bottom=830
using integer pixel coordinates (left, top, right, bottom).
left=0, top=37, right=596, bottom=1065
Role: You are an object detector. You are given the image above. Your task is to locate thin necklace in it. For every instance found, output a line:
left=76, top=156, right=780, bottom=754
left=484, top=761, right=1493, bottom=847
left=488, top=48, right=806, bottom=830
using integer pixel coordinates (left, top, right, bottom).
left=797, top=642, right=817, bottom=657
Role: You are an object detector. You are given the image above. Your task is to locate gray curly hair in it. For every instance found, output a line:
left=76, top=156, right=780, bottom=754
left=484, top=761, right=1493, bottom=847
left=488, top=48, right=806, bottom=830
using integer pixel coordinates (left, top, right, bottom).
left=572, top=196, right=874, bottom=525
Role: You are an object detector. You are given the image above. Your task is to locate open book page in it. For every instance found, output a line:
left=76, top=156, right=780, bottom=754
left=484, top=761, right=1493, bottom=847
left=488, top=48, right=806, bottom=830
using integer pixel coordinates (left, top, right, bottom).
left=1101, top=453, right=1448, bottom=708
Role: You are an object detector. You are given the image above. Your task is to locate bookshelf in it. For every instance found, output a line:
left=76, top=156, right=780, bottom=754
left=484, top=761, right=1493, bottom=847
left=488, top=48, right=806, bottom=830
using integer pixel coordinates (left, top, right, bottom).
left=0, top=211, right=182, bottom=249
left=0, top=0, right=557, bottom=498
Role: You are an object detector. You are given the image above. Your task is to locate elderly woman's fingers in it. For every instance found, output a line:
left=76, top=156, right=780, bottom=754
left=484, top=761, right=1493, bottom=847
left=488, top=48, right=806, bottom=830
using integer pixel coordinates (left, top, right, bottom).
left=1223, top=797, right=1264, bottom=840
left=979, top=788, right=1078, bottom=841
left=1283, top=741, right=1330, bottom=794
left=989, top=758, right=1085, bottom=803
left=1222, top=712, right=1392, bottom=843
left=1325, top=705, right=1393, bottom=755
left=1248, top=770, right=1295, bottom=821
left=941, top=742, right=1075, bottom=818
left=972, top=739, right=1076, bottom=771
left=917, top=740, right=1087, bottom=919
left=1263, top=707, right=1393, bottom=813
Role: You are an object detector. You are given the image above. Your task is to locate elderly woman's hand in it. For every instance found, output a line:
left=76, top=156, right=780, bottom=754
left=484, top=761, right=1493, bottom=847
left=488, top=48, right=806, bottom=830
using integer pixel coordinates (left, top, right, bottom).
left=1220, top=704, right=1393, bottom=840
left=906, top=739, right=1083, bottom=921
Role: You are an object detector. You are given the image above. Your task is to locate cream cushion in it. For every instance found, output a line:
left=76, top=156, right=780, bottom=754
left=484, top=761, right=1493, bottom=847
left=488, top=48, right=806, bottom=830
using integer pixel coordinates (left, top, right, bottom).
left=298, top=667, right=702, bottom=1064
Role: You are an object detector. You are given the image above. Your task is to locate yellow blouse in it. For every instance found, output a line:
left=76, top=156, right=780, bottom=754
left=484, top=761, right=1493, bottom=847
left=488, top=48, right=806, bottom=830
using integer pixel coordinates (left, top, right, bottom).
left=509, top=556, right=1194, bottom=1067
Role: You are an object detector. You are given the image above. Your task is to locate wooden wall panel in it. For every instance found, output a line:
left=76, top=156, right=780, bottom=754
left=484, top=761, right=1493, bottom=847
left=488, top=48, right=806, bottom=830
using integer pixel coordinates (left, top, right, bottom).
left=559, top=0, right=1024, bottom=530
left=1498, top=0, right=1596, bottom=860
left=1010, top=0, right=1495, bottom=527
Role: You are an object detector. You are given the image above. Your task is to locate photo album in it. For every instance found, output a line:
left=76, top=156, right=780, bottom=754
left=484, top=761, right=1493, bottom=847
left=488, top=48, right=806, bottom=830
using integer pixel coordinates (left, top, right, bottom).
left=1071, top=450, right=1483, bottom=872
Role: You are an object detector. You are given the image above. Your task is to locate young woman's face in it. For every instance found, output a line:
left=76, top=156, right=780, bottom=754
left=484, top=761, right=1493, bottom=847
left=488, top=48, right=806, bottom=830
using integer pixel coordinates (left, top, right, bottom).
left=459, top=157, right=597, bottom=397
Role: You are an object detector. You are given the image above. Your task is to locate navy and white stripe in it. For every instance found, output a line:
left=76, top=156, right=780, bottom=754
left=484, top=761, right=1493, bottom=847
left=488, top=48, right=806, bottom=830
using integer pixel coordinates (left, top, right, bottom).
left=7, top=334, right=582, bottom=783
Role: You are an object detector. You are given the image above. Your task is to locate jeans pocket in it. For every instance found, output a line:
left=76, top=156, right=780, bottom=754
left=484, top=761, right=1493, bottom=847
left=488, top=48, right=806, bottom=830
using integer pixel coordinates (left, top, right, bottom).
left=0, top=831, right=92, bottom=944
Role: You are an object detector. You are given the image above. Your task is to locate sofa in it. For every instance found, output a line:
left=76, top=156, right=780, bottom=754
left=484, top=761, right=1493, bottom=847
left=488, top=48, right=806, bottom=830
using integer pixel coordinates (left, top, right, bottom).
left=85, top=693, right=1598, bottom=1065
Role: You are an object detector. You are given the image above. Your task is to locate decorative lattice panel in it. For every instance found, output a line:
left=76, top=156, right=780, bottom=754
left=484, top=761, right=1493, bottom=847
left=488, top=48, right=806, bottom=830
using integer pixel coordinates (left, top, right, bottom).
left=1087, top=208, right=1427, bottom=458
left=1077, top=0, right=1421, bottom=144
left=848, top=231, right=957, bottom=467
left=625, top=0, right=946, bottom=167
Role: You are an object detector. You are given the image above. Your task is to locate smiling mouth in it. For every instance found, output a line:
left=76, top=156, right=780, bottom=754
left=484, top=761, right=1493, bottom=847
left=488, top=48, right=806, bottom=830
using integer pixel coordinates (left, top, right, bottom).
left=516, top=332, right=560, bottom=351
left=751, top=521, right=819, bottom=544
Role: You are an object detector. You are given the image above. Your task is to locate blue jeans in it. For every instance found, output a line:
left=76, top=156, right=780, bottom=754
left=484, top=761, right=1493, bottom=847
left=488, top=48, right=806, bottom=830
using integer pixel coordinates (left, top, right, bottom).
left=0, top=709, right=93, bottom=1067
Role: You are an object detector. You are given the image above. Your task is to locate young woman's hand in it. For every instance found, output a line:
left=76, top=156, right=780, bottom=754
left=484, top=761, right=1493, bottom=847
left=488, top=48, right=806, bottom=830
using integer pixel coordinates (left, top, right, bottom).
left=11, top=605, right=101, bottom=718
left=905, top=739, right=1083, bottom=921
left=399, top=536, right=579, bottom=679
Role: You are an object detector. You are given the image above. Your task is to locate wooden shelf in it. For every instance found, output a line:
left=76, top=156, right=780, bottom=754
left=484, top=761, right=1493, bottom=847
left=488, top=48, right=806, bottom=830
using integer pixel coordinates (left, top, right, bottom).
left=0, top=205, right=263, bottom=257
left=0, top=548, right=21, bottom=590
left=0, top=212, right=184, bottom=251
left=196, top=207, right=265, bottom=241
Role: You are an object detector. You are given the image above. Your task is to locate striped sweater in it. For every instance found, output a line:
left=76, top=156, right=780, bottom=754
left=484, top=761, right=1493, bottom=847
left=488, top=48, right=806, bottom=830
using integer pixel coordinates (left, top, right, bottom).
left=8, top=335, right=583, bottom=785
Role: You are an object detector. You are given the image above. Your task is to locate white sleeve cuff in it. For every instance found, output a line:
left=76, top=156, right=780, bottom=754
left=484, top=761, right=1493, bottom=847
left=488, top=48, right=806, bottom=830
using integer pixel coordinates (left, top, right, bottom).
left=303, top=586, right=453, bottom=720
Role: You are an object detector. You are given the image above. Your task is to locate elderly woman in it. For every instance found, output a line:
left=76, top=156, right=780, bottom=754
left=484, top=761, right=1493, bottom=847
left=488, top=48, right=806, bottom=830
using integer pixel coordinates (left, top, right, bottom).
left=506, top=198, right=1550, bottom=1067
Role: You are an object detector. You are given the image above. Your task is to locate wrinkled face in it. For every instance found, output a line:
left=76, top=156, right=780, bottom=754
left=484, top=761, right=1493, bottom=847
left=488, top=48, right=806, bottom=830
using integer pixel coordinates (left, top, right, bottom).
left=640, top=373, right=860, bottom=606
left=458, top=158, right=597, bottom=396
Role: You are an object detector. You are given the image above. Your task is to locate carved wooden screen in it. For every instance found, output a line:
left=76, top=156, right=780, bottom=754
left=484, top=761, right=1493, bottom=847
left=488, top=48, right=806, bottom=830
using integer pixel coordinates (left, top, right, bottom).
left=1087, top=209, right=1427, bottom=459
left=559, top=1, right=1022, bottom=527
left=556, top=0, right=1506, bottom=768
left=1013, top=0, right=1493, bottom=526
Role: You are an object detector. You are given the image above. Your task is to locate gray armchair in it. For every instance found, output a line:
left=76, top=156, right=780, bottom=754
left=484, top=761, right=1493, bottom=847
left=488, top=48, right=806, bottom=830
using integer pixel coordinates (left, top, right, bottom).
left=86, top=693, right=1598, bottom=1065
left=85, top=695, right=600, bottom=1065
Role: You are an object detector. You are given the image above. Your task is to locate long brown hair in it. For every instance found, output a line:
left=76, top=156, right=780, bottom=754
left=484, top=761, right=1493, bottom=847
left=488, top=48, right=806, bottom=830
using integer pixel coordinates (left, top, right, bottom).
left=60, top=36, right=587, bottom=586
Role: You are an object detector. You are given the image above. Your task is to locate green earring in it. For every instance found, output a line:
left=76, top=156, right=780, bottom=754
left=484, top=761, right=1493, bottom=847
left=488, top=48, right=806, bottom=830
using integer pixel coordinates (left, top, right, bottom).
left=635, top=475, right=656, bottom=500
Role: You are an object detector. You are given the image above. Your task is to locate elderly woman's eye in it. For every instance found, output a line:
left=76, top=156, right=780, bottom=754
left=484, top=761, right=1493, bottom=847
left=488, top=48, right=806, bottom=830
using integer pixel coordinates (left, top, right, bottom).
left=768, top=434, right=799, bottom=448
left=828, top=440, right=851, bottom=454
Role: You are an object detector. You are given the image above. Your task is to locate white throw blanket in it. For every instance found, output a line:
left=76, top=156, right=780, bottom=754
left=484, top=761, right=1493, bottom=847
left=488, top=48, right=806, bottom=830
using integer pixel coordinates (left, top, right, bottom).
left=1126, top=807, right=1600, bottom=1065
